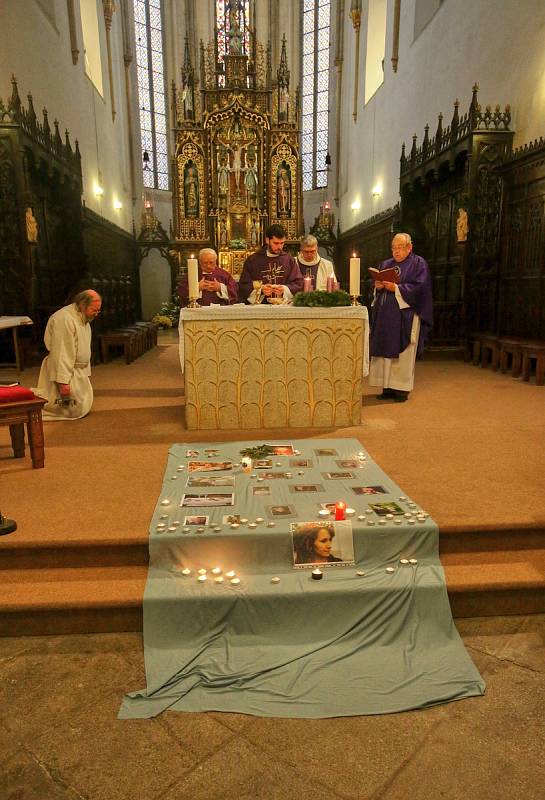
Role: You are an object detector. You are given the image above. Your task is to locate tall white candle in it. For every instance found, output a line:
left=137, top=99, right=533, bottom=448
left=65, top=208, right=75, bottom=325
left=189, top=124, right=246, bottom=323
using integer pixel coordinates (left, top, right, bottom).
left=349, top=255, right=360, bottom=296
left=188, top=255, right=199, bottom=299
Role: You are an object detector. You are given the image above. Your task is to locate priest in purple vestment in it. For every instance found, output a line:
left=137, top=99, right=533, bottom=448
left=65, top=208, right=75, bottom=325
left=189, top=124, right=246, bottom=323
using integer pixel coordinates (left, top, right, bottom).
left=177, top=248, right=238, bottom=306
left=238, top=224, right=304, bottom=304
left=369, top=233, right=433, bottom=402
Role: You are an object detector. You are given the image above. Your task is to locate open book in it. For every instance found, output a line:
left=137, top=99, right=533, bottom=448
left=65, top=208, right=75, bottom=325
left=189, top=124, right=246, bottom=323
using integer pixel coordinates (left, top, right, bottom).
left=368, top=266, right=401, bottom=283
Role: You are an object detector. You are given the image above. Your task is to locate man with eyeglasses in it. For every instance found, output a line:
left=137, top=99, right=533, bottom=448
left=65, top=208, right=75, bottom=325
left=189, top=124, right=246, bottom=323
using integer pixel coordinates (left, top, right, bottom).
left=34, top=290, right=102, bottom=419
left=369, top=233, right=433, bottom=403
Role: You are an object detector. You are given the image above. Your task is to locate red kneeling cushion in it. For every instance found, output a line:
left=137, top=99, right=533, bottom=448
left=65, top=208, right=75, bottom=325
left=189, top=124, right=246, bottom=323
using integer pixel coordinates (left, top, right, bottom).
left=0, top=386, right=37, bottom=403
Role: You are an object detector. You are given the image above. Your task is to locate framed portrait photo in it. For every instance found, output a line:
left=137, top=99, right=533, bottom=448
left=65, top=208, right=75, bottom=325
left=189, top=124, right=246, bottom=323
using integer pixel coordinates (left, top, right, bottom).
left=291, top=520, right=355, bottom=568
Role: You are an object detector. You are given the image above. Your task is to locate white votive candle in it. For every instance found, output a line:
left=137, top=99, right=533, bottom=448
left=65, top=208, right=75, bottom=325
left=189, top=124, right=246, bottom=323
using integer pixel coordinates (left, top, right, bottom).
left=230, top=577, right=241, bottom=586
left=187, top=255, right=199, bottom=298
left=197, top=568, right=207, bottom=575
left=197, top=574, right=207, bottom=583
left=318, top=509, right=330, bottom=518
left=211, top=567, right=222, bottom=575
left=214, top=576, right=224, bottom=584
left=181, top=568, right=191, bottom=576
left=225, top=570, right=236, bottom=579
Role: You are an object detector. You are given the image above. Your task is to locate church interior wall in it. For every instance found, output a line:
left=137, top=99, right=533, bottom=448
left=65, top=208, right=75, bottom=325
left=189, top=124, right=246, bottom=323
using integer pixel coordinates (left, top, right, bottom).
left=334, top=0, right=545, bottom=233
left=0, top=0, right=138, bottom=236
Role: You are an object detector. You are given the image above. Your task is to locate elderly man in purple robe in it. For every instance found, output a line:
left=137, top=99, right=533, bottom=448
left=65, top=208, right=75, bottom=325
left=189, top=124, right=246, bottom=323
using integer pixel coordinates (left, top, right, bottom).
left=177, top=248, right=238, bottom=307
left=238, top=224, right=304, bottom=304
left=369, top=233, right=433, bottom=402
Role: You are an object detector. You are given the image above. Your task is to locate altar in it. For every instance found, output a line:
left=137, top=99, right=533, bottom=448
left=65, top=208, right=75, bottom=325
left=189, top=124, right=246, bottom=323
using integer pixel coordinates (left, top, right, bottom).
left=179, top=305, right=369, bottom=430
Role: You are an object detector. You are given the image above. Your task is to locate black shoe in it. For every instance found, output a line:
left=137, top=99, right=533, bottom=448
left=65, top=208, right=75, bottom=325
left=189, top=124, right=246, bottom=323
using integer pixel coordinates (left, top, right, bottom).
left=393, top=390, right=409, bottom=402
left=376, top=389, right=395, bottom=400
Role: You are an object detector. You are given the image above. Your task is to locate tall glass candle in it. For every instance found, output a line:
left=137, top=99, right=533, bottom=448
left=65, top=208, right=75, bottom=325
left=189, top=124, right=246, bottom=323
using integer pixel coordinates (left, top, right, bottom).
left=303, top=273, right=312, bottom=292
left=349, top=255, right=360, bottom=296
left=188, top=255, right=199, bottom=299
left=335, top=501, right=346, bottom=520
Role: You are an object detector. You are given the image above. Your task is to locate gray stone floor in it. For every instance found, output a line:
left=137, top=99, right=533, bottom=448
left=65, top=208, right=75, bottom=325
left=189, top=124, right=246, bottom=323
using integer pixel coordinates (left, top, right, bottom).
left=1, top=615, right=544, bottom=800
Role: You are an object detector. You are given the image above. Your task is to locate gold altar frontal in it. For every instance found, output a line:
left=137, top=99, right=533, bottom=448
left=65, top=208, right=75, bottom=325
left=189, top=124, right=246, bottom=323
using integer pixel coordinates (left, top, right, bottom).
left=180, top=306, right=369, bottom=430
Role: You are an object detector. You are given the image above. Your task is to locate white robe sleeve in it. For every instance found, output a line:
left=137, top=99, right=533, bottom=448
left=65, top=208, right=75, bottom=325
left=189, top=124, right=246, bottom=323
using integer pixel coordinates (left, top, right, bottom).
left=44, top=315, right=78, bottom=384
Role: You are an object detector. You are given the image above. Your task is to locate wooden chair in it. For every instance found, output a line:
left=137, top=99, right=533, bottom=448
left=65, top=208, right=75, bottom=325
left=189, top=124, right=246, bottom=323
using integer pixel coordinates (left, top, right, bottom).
left=0, top=397, right=47, bottom=468
left=520, top=341, right=545, bottom=386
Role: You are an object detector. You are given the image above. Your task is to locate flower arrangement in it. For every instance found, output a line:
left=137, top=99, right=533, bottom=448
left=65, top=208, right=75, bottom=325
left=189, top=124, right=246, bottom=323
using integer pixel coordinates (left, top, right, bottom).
left=229, top=237, right=247, bottom=250
left=293, top=289, right=352, bottom=307
left=239, top=444, right=275, bottom=459
left=151, top=314, right=173, bottom=329
left=152, top=293, right=181, bottom=326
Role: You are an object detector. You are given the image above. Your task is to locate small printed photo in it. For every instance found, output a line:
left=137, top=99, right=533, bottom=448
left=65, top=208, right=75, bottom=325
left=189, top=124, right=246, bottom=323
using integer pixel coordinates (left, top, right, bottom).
left=186, top=449, right=199, bottom=457
left=187, top=475, right=235, bottom=487
left=336, top=459, right=360, bottom=469
left=289, top=484, right=325, bottom=493
left=370, top=501, right=405, bottom=517
left=319, top=502, right=336, bottom=514
left=183, top=515, right=209, bottom=526
left=188, top=460, right=233, bottom=473
left=261, top=471, right=289, bottom=480
left=352, top=485, right=387, bottom=495
left=266, top=444, right=295, bottom=456
left=323, top=471, right=355, bottom=480
left=291, top=520, right=355, bottom=567
left=314, top=448, right=339, bottom=457
left=267, top=504, right=297, bottom=518
left=254, top=458, right=273, bottom=469
left=223, top=513, right=241, bottom=525
left=290, top=458, right=312, bottom=468
left=204, top=448, right=220, bottom=456
left=180, top=493, right=235, bottom=507
left=252, top=486, right=271, bottom=496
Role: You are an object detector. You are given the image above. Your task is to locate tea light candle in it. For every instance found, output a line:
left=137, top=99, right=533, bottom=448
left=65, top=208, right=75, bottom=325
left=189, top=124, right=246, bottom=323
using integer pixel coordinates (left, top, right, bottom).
left=257, top=477, right=264, bottom=482
left=311, top=568, right=323, bottom=580
left=356, top=570, right=365, bottom=576
left=240, top=518, right=249, bottom=524
left=160, top=514, right=168, bottom=520
left=394, top=519, right=403, bottom=525
left=400, top=558, right=409, bottom=565
left=197, top=574, right=207, bottom=583
left=182, top=527, right=190, bottom=533
left=385, top=567, right=396, bottom=574
left=271, top=576, right=281, bottom=584
left=177, top=466, right=185, bottom=471
left=230, top=523, right=239, bottom=529
left=160, top=499, right=170, bottom=506
left=197, top=568, right=207, bottom=575
left=156, top=523, right=166, bottom=529
left=230, top=577, right=241, bottom=586
left=285, top=472, right=293, bottom=478
left=187, top=255, right=199, bottom=299
left=365, top=509, right=373, bottom=515
left=171, top=476, right=177, bottom=480
left=409, top=558, right=418, bottom=565
left=379, top=520, right=387, bottom=526
left=319, top=509, right=331, bottom=518
left=335, top=501, right=346, bottom=520
left=408, top=519, right=416, bottom=525
left=211, top=567, right=222, bottom=575
left=248, top=522, right=257, bottom=529
left=386, top=513, right=394, bottom=519
left=225, top=570, right=236, bottom=579
left=267, top=521, right=276, bottom=527
left=181, top=568, right=191, bottom=576
left=367, top=520, right=375, bottom=526
left=196, top=527, right=205, bottom=534
left=213, top=526, right=222, bottom=532
left=399, top=496, right=407, bottom=501
left=214, top=576, right=224, bottom=584
left=168, top=526, right=177, bottom=532
left=357, top=515, right=365, bottom=521
left=276, top=462, right=282, bottom=466
left=345, top=507, right=356, bottom=517
left=294, top=449, right=301, bottom=455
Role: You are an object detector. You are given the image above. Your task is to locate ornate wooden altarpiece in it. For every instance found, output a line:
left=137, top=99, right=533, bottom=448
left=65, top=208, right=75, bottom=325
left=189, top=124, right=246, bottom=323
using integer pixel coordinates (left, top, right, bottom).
left=170, top=14, right=303, bottom=280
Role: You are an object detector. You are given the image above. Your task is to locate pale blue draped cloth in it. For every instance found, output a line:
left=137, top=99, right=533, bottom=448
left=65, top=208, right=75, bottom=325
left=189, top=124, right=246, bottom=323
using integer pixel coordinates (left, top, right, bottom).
left=119, top=439, right=484, bottom=719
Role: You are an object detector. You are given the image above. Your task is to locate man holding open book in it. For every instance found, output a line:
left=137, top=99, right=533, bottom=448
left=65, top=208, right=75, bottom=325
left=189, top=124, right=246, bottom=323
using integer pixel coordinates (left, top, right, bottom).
left=369, top=233, right=433, bottom=402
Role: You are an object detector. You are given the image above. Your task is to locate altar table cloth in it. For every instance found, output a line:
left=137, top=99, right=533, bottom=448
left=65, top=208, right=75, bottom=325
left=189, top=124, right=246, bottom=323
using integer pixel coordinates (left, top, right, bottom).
left=119, top=439, right=484, bottom=719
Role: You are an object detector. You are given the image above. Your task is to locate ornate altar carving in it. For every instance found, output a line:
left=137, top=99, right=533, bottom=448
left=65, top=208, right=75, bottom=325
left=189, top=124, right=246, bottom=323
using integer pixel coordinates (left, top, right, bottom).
left=171, top=15, right=302, bottom=279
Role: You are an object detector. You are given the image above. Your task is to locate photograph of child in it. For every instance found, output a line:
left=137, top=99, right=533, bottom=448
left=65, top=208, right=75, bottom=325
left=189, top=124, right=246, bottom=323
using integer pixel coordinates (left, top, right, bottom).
left=336, top=459, right=360, bottom=469
left=289, top=484, right=324, bottom=493
left=314, top=448, right=338, bottom=457
left=223, top=514, right=241, bottom=524
left=252, top=486, right=271, bottom=496
left=187, top=475, right=235, bottom=487
left=261, top=472, right=288, bottom=480
left=186, top=449, right=199, bottom=457
left=204, top=449, right=220, bottom=456
left=352, top=485, right=387, bottom=495
left=323, top=472, right=355, bottom=480
left=266, top=444, right=295, bottom=456
left=254, top=459, right=273, bottom=469
left=319, top=502, right=336, bottom=514
left=267, top=505, right=296, bottom=518
left=290, top=459, right=312, bottom=468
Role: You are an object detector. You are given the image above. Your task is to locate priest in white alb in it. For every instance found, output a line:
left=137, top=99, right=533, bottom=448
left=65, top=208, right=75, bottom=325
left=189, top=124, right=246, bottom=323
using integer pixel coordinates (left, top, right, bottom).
left=34, top=290, right=102, bottom=420
left=296, top=234, right=337, bottom=290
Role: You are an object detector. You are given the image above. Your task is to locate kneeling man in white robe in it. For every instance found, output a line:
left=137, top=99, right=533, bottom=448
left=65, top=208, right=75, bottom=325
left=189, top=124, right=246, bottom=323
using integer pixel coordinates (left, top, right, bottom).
left=34, top=290, right=102, bottom=420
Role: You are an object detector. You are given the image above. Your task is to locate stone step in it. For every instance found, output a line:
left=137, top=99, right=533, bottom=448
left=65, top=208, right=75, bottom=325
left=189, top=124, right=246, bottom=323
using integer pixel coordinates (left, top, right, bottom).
left=1, top=551, right=544, bottom=637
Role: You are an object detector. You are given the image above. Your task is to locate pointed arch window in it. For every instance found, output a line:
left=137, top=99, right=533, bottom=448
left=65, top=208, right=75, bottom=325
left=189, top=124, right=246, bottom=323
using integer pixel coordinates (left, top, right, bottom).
left=302, top=0, right=331, bottom=191
left=133, top=0, right=169, bottom=190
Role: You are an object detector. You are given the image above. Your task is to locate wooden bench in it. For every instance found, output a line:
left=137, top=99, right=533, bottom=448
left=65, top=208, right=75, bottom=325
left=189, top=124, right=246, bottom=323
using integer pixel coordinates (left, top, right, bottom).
left=472, top=333, right=499, bottom=370
left=0, top=397, right=47, bottom=468
left=98, top=331, right=137, bottom=364
left=520, top=341, right=545, bottom=386
left=498, top=336, right=526, bottom=378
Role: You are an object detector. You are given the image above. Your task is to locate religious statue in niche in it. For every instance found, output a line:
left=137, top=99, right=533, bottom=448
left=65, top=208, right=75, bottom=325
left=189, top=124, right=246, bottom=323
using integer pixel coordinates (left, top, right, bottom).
left=456, top=207, right=469, bottom=242
left=249, top=212, right=260, bottom=247
left=244, top=146, right=259, bottom=204
left=276, top=162, right=291, bottom=215
left=226, top=0, right=244, bottom=54
left=25, top=207, right=38, bottom=243
left=181, top=75, right=194, bottom=121
left=217, top=150, right=230, bottom=205
left=279, top=86, right=289, bottom=122
left=184, top=161, right=199, bottom=217
left=218, top=211, right=228, bottom=247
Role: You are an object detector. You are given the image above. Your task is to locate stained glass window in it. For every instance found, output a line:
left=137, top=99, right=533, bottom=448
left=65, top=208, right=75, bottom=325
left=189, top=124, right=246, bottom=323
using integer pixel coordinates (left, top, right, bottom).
left=301, top=0, right=331, bottom=191
left=134, top=0, right=169, bottom=190
left=216, top=2, right=251, bottom=58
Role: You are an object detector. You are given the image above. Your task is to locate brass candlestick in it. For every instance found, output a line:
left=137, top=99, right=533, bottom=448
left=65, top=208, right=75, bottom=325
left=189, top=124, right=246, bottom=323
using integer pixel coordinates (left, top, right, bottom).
left=187, top=297, right=200, bottom=308
left=350, top=295, right=360, bottom=306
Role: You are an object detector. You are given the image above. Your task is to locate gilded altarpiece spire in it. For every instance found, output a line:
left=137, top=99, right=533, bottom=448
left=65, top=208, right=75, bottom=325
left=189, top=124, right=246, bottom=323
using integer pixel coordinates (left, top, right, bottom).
left=172, top=12, right=301, bottom=278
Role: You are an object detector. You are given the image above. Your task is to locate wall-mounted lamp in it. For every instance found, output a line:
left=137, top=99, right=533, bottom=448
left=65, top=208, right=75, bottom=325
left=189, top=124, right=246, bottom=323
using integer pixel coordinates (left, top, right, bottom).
left=94, top=184, right=104, bottom=197
left=114, top=199, right=123, bottom=210
left=372, top=182, right=382, bottom=197
left=350, top=200, right=361, bottom=211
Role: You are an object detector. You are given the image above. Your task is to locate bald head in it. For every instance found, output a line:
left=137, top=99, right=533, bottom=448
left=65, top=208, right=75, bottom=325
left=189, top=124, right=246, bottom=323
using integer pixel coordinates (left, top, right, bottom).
left=74, top=289, right=102, bottom=321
